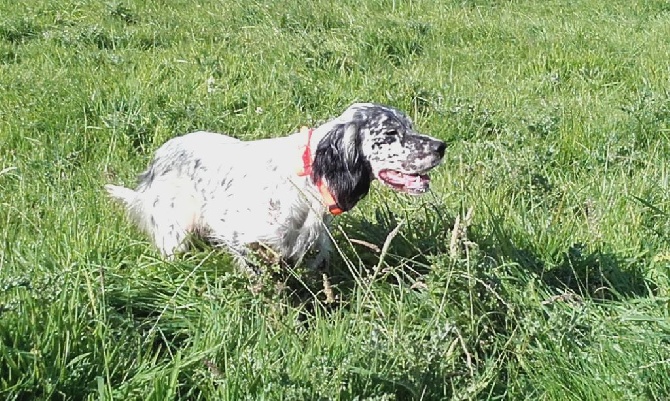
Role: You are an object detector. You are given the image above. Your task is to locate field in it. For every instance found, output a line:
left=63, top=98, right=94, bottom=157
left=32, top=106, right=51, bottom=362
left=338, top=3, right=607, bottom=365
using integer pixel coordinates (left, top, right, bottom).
left=1, top=0, right=670, bottom=399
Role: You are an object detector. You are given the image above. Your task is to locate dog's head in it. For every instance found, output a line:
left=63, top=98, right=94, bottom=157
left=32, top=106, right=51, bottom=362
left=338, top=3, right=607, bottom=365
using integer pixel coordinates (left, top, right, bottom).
left=311, top=103, right=446, bottom=212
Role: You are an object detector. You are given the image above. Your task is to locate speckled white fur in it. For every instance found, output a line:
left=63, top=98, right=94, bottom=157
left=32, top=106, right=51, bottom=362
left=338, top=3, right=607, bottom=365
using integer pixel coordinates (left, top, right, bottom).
left=105, top=103, right=446, bottom=272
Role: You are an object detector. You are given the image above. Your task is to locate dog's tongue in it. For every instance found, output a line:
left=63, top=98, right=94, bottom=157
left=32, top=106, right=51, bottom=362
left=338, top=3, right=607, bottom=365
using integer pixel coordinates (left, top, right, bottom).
left=380, top=170, right=430, bottom=190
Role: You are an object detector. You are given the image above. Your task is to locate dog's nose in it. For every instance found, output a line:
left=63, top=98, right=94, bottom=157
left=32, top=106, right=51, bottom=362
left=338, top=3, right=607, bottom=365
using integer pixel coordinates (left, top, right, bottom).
left=433, top=140, right=446, bottom=157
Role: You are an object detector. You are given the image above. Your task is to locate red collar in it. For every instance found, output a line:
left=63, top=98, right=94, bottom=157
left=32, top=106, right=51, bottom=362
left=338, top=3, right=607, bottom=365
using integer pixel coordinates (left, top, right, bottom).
left=296, top=127, right=344, bottom=216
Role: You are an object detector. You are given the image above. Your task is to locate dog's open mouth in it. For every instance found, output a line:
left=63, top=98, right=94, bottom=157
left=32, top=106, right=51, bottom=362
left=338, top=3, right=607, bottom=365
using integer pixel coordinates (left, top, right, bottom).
left=378, top=169, right=430, bottom=195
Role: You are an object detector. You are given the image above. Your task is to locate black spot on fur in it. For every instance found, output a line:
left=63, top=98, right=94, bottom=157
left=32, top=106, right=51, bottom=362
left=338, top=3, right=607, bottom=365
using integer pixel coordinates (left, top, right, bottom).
left=219, top=179, right=233, bottom=192
left=138, top=162, right=156, bottom=184
left=311, top=122, right=372, bottom=212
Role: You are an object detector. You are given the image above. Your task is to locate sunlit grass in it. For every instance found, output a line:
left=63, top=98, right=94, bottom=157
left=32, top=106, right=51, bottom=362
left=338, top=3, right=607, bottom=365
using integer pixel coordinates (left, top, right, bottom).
left=1, top=0, right=669, bottom=399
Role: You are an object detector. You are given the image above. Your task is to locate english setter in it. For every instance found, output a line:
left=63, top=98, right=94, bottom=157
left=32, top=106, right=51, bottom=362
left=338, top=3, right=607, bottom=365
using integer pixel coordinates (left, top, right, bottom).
left=105, top=103, right=446, bottom=271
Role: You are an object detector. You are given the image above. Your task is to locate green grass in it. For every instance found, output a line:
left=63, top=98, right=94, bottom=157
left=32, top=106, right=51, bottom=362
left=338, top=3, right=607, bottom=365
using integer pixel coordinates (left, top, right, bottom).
left=1, top=0, right=670, bottom=399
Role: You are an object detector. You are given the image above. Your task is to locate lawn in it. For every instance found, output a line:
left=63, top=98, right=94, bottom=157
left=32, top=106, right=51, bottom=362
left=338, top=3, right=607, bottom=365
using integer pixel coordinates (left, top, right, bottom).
left=1, top=0, right=669, bottom=399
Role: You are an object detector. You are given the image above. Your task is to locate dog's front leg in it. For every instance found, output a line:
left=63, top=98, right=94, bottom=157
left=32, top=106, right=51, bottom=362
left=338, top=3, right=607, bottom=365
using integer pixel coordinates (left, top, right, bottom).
left=305, top=232, right=333, bottom=271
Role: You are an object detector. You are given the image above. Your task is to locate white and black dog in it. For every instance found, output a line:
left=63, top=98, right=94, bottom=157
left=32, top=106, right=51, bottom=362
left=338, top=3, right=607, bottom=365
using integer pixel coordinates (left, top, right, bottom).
left=106, top=103, right=446, bottom=271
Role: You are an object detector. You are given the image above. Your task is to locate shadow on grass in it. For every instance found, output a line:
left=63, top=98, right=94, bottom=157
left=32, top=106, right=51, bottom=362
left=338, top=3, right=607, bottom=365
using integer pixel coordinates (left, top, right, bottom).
left=293, top=203, right=653, bottom=398
left=100, top=196, right=653, bottom=334
left=97, top=202, right=653, bottom=400
left=316, top=202, right=652, bottom=305
left=479, top=217, right=652, bottom=299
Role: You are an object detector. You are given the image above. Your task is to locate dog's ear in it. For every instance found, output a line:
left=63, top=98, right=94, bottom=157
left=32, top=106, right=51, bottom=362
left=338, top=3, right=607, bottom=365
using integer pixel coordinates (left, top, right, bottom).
left=311, top=122, right=372, bottom=212
left=342, top=123, right=361, bottom=165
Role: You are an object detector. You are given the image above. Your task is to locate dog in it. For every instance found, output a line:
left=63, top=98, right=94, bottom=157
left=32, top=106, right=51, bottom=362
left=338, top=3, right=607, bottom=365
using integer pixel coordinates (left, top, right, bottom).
left=105, top=103, right=446, bottom=271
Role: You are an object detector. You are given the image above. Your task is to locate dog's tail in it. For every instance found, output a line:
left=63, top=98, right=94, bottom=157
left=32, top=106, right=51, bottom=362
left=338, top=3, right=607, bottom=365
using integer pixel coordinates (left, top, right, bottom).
left=105, top=184, right=138, bottom=206
left=105, top=184, right=148, bottom=230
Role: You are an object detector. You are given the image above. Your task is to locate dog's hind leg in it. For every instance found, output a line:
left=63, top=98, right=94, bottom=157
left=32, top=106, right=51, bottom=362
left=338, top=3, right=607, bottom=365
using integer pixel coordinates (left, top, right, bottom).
left=305, top=231, right=333, bottom=271
left=144, top=191, right=201, bottom=258
left=148, top=219, right=191, bottom=258
left=108, top=180, right=200, bottom=258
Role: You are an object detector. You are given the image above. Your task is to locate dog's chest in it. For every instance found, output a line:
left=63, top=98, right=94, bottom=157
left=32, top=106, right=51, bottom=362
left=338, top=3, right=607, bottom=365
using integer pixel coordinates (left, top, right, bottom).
left=274, top=197, right=329, bottom=258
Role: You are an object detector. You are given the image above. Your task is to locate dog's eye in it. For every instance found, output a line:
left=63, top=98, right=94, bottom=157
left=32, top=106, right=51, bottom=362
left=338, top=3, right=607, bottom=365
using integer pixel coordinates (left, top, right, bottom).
left=385, top=130, right=398, bottom=136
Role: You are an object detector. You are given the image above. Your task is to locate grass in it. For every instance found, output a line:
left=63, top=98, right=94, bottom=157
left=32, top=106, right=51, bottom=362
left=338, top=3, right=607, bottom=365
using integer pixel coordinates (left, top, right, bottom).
left=1, top=0, right=669, bottom=399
